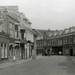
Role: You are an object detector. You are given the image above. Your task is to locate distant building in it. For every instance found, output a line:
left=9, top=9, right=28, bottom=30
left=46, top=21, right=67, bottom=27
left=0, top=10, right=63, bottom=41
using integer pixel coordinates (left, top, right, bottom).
left=36, top=27, right=75, bottom=56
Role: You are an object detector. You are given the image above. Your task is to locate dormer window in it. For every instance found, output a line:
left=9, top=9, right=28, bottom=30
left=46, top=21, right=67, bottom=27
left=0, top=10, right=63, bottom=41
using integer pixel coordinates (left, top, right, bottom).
left=28, top=21, right=32, bottom=25
left=70, top=28, right=75, bottom=32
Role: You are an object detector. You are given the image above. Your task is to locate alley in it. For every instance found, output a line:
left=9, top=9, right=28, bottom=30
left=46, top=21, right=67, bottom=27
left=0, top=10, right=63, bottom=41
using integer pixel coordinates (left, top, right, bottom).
left=0, top=56, right=75, bottom=75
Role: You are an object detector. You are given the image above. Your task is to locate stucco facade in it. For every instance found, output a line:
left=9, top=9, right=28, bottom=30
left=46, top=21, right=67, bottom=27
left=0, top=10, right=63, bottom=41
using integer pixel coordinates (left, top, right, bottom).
left=0, top=33, right=9, bottom=60
left=0, top=6, right=38, bottom=62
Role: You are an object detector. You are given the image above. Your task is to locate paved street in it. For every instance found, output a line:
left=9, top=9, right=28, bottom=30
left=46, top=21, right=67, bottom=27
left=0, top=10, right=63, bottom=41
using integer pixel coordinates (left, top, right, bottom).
left=0, top=56, right=75, bottom=75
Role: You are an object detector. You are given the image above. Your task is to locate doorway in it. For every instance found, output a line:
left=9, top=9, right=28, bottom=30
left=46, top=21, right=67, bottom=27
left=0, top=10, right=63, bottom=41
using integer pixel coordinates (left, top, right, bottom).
left=70, top=49, right=73, bottom=56
left=52, top=46, right=63, bottom=55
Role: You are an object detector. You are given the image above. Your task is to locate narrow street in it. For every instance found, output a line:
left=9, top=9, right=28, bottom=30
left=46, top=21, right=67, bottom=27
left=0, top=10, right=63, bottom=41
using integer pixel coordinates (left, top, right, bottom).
left=0, top=56, right=75, bottom=75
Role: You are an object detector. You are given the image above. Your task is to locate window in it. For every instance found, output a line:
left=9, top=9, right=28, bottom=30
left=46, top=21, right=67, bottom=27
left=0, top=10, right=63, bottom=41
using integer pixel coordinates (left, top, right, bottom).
left=49, top=40, right=51, bottom=46
left=10, top=30, right=13, bottom=37
left=70, top=36, right=73, bottom=44
left=15, top=25, right=18, bottom=30
left=65, top=37, right=67, bottom=44
left=15, top=31, right=18, bottom=38
left=15, top=29, right=19, bottom=38
left=1, top=43, right=3, bottom=47
left=60, top=39, right=62, bottom=45
left=5, top=43, right=6, bottom=47
left=21, top=33, right=24, bottom=40
left=73, top=36, right=75, bottom=43
left=58, top=40, right=60, bottom=45
left=17, top=31, right=18, bottom=38
left=10, top=23, right=13, bottom=30
left=68, top=36, right=73, bottom=44
left=44, top=41, right=46, bottom=46
left=0, top=22, right=2, bottom=32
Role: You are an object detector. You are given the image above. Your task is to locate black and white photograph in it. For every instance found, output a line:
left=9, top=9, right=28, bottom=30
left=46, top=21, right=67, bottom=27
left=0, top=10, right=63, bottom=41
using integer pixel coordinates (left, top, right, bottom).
left=0, top=0, right=75, bottom=75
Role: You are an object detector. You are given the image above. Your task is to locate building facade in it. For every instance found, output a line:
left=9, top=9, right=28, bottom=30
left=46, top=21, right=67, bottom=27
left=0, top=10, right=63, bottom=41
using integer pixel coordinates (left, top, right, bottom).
left=19, top=13, right=35, bottom=58
left=0, top=7, right=22, bottom=60
left=36, top=27, right=75, bottom=56
left=0, top=6, right=37, bottom=62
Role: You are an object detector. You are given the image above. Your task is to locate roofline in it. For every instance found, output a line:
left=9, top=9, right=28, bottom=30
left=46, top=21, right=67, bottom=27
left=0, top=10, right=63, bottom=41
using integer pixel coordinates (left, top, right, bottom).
left=47, top=32, right=75, bottom=39
left=6, top=15, right=19, bottom=23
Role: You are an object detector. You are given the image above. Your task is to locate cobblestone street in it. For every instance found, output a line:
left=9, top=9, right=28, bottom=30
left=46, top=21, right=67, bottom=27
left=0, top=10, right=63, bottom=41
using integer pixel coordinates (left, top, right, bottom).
left=0, top=56, right=75, bottom=75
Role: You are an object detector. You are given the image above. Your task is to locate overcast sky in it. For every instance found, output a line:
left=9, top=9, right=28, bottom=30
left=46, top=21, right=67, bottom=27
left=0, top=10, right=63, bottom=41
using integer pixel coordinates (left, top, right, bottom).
left=0, top=0, right=75, bottom=30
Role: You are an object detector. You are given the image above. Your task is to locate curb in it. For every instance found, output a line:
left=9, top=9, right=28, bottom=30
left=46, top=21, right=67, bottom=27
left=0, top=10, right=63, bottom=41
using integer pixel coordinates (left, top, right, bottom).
left=0, top=56, right=43, bottom=70
left=0, top=58, right=32, bottom=70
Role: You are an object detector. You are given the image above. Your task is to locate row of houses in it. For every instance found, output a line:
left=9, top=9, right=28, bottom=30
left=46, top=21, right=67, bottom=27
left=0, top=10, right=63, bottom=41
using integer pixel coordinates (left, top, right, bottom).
left=0, top=6, right=38, bottom=61
left=35, top=27, right=75, bottom=56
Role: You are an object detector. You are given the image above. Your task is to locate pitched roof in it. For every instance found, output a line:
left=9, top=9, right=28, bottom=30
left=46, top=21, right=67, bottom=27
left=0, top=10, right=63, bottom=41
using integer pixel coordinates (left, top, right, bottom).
left=37, top=30, right=48, bottom=34
left=32, top=29, right=42, bottom=36
left=35, top=26, right=75, bottom=39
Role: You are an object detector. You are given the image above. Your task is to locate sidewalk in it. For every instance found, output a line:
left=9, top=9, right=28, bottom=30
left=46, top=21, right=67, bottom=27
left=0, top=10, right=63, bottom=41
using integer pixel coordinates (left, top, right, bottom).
left=0, top=58, right=32, bottom=70
left=69, top=56, right=75, bottom=64
left=0, top=55, right=43, bottom=70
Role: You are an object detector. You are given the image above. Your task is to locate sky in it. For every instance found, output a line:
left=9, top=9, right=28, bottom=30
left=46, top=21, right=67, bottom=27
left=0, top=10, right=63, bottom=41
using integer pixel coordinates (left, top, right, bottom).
left=0, top=0, right=75, bottom=30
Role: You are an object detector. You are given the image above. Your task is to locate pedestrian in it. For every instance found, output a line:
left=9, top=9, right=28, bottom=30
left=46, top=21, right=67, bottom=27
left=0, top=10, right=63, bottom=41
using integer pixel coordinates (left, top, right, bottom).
left=32, top=48, right=34, bottom=59
left=13, top=56, right=16, bottom=62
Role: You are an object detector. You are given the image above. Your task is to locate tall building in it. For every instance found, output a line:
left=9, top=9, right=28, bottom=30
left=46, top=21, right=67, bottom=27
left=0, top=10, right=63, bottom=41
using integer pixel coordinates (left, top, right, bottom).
left=0, top=6, right=37, bottom=61
left=0, top=6, right=22, bottom=61
left=19, top=13, right=35, bottom=58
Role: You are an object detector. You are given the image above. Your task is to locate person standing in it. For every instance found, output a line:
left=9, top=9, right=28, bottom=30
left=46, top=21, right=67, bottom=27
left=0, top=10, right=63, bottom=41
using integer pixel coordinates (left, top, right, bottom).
left=32, top=48, right=34, bottom=59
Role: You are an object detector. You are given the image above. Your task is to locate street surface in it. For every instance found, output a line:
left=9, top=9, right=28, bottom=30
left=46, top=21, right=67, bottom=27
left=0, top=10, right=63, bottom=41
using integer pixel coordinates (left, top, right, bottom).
left=0, top=56, right=75, bottom=75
